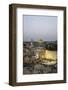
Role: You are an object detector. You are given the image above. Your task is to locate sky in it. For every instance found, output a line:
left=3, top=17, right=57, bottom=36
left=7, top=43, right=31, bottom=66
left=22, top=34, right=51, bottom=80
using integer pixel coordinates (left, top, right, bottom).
left=23, top=15, right=57, bottom=41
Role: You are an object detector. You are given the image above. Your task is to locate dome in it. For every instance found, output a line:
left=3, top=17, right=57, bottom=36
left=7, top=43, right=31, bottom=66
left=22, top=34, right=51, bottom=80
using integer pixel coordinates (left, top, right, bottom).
left=37, top=39, right=44, bottom=43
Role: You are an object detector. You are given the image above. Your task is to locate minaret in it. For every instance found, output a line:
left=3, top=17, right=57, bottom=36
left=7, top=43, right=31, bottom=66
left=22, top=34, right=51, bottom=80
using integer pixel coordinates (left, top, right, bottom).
left=30, top=38, right=33, bottom=48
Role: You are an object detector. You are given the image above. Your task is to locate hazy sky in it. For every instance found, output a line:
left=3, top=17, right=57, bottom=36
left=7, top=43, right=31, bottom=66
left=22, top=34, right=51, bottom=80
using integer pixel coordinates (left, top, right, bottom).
left=23, top=15, right=57, bottom=41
